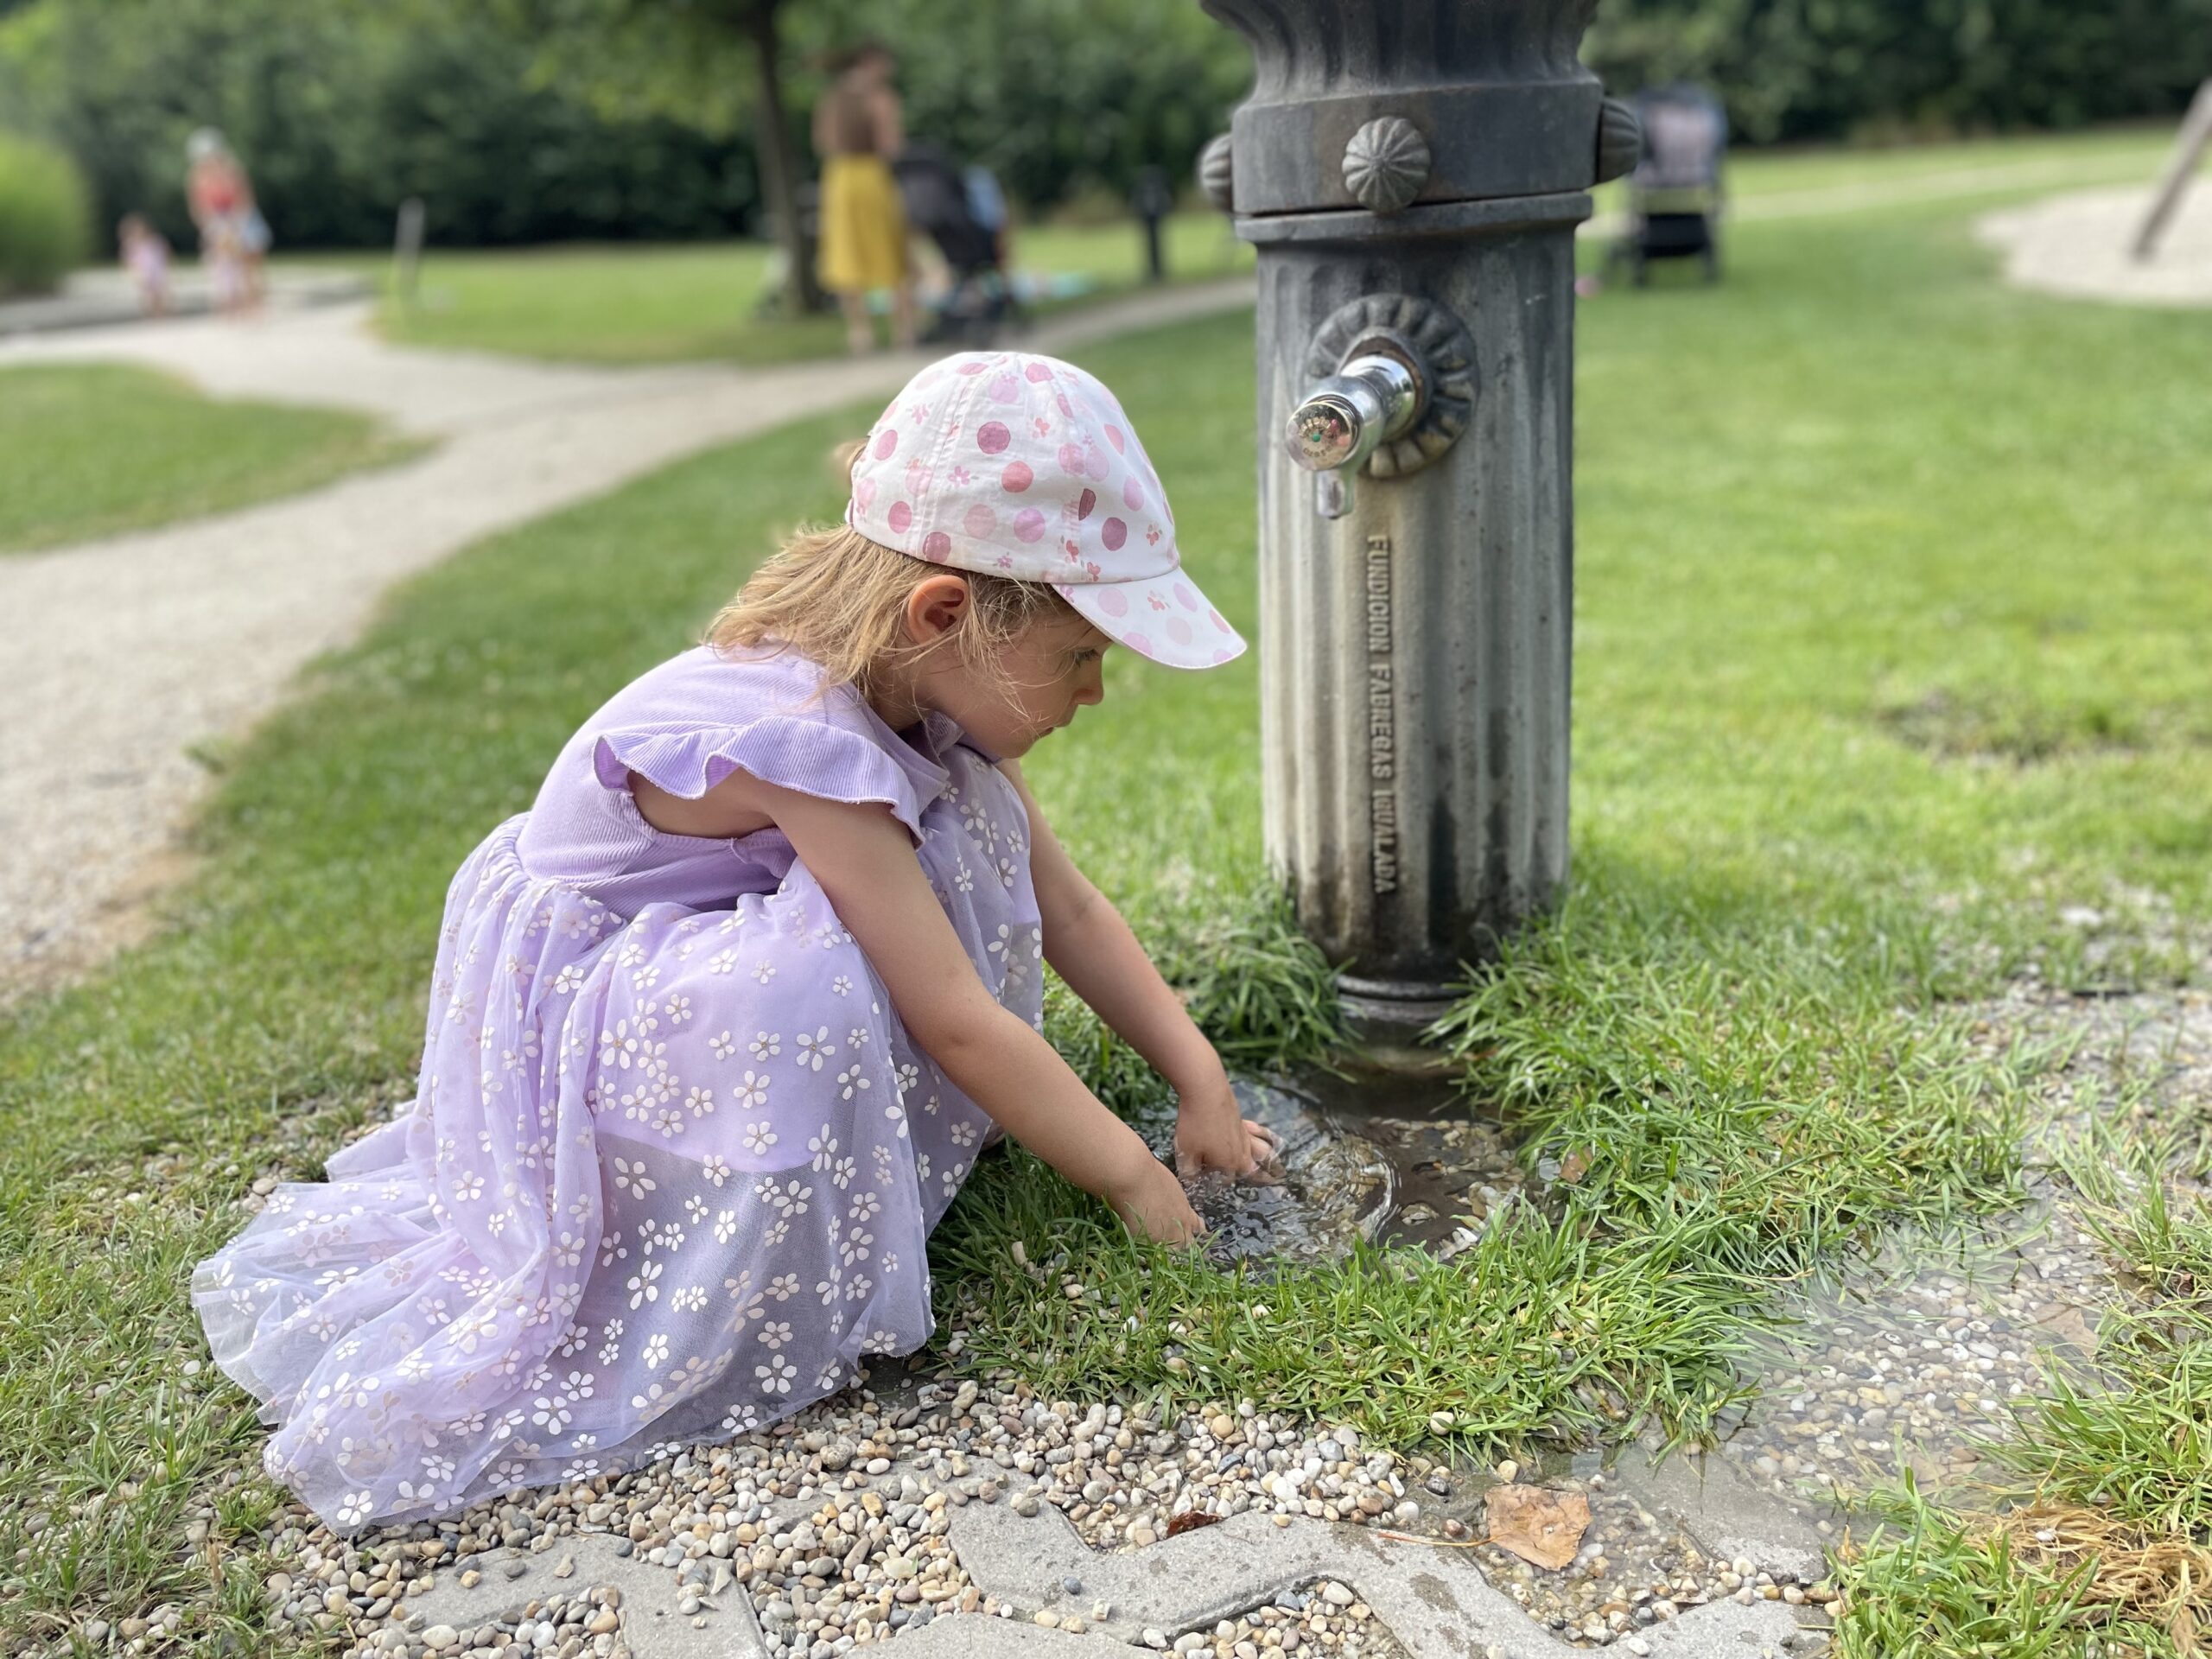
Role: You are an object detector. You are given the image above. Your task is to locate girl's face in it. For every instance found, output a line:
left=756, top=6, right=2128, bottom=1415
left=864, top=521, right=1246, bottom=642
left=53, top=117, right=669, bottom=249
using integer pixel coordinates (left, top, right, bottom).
left=937, top=610, right=1110, bottom=760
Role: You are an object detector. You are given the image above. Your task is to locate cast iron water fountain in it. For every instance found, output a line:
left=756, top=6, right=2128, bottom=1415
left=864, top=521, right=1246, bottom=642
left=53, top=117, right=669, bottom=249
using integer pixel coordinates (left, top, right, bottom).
left=1173, top=2, right=1640, bottom=1260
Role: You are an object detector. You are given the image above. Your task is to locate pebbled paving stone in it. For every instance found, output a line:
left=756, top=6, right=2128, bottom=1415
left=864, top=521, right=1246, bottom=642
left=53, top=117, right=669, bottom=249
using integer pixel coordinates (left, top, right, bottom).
left=390, top=1452, right=1807, bottom=1659
left=402, top=1531, right=765, bottom=1657
left=944, top=1497, right=1801, bottom=1659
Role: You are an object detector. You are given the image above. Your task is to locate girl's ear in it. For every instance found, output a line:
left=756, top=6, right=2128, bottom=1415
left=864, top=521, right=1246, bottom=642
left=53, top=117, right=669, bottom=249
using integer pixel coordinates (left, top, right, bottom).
left=905, top=575, right=972, bottom=646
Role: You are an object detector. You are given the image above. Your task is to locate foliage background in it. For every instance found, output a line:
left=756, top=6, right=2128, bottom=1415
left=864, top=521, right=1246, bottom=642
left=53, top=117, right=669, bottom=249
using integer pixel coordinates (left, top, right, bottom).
left=1, top=0, right=2209, bottom=257
left=1584, top=0, right=2212, bottom=144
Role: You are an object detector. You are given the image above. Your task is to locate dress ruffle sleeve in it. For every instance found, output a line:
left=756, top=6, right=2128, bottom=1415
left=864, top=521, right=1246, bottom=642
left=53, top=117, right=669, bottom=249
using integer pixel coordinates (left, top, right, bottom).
left=592, top=715, right=931, bottom=839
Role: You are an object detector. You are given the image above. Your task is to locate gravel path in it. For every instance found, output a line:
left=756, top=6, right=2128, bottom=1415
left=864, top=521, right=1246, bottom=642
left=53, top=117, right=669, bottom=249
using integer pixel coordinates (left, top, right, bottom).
left=0, top=280, right=1253, bottom=999
left=1979, top=182, right=2212, bottom=306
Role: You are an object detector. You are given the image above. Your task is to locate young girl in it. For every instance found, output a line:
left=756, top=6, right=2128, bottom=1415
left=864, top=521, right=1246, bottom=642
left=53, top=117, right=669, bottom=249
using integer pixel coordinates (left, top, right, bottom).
left=194, top=350, right=1264, bottom=1534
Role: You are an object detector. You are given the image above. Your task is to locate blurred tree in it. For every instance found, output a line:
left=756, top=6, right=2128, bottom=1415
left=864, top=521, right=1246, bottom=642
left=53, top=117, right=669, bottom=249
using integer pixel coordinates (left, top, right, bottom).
left=515, top=0, right=821, bottom=313
left=0, top=0, right=754, bottom=252
left=1586, top=0, right=2212, bottom=144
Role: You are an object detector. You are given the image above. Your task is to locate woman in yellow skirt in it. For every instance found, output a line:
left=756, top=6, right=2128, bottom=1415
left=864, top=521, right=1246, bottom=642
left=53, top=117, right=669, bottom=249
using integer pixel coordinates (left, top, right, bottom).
left=813, top=43, right=917, bottom=354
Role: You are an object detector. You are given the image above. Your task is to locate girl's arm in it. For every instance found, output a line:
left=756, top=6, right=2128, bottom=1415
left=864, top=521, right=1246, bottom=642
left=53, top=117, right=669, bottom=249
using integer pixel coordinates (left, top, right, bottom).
left=1001, top=762, right=1276, bottom=1179
left=874, top=89, right=905, bottom=158
left=759, top=779, right=1204, bottom=1243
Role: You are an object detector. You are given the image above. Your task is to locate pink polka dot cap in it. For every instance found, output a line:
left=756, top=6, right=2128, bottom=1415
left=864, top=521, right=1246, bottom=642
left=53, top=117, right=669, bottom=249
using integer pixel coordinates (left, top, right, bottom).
left=843, top=349, right=1247, bottom=671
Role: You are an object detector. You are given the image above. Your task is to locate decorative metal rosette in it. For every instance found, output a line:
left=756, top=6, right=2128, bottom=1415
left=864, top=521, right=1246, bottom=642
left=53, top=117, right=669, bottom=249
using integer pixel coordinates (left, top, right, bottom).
left=1340, top=116, right=1431, bottom=214
left=1595, top=97, right=1643, bottom=185
left=1197, top=133, right=1236, bottom=213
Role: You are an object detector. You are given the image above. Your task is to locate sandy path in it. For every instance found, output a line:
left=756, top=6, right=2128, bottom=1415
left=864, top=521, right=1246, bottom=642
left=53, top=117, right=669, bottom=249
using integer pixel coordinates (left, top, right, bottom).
left=0, top=280, right=1253, bottom=995
left=1979, top=182, right=2212, bottom=306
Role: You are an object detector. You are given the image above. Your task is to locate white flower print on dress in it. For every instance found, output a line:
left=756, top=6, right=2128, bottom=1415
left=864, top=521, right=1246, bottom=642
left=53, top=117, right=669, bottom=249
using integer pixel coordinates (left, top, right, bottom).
left=709, top=950, right=738, bottom=976
left=793, top=1027, right=834, bottom=1071
left=751, top=962, right=777, bottom=985
left=757, top=1351, right=798, bottom=1394
left=189, top=668, right=1054, bottom=1533
left=759, top=1178, right=811, bottom=1217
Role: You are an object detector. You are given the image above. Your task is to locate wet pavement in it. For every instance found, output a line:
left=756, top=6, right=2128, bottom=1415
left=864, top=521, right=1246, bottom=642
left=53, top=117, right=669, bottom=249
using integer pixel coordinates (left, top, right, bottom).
left=1103, top=972, right=2212, bottom=1646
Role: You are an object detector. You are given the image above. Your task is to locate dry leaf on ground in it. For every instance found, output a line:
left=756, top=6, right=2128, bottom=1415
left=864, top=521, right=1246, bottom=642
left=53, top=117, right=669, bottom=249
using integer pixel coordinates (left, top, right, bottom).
left=1483, top=1484, right=1591, bottom=1570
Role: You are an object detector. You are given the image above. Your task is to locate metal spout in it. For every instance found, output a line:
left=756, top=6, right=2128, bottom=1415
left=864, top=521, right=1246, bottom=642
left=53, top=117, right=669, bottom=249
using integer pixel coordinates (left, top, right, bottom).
left=1285, top=352, right=1422, bottom=519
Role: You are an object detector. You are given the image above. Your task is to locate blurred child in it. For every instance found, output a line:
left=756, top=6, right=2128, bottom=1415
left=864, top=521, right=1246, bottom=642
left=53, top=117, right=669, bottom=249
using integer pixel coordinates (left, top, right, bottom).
left=118, top=213, right=171, bottom=316
left=203, top=215, right=245, bottom=315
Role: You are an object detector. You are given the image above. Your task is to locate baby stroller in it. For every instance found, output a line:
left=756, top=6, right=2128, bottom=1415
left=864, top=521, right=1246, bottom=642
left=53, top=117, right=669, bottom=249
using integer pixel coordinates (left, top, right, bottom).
left=893, top=142, right=1024, bottom=346
left=1611, top=84, right=1727, bottom=284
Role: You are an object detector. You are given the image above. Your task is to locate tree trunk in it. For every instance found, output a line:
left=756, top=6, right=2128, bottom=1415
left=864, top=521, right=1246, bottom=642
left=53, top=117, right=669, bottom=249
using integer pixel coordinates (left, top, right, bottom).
left=747, top=0, right=822, bottom=315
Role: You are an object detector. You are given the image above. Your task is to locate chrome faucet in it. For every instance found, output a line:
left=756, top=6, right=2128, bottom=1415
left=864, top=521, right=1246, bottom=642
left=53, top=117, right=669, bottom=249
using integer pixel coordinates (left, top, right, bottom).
left=1284, top=350, right=1425, bottom=519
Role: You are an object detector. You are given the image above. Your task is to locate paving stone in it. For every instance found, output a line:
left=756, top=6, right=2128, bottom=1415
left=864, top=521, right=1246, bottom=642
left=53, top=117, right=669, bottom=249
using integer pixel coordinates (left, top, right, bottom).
left=401, top=1532, right=764, bottom=1659
left=946, top=1483, right=1802, bottom=1658
left=1602, top=1443, right=1829, bottom=1582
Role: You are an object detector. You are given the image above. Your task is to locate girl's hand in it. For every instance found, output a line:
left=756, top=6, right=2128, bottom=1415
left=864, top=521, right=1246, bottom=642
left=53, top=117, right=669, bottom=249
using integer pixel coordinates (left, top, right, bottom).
left=1174, top=1074, right=1282, bottom=1182
left=1109, top=1157, right=1206, bottom=1245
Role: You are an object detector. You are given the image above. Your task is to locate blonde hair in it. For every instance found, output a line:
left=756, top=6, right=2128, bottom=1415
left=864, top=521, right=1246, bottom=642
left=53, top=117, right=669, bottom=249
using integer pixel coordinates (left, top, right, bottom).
left=708, top=449, right=1074, bottom=702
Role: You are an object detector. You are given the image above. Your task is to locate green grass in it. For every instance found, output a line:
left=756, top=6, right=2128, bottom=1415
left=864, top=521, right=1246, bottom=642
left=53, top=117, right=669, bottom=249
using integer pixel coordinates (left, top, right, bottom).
left=1834, top=1173, right=2212, bottom=1658
left=353, top=211, right=1251, bottom=365
left=324, top=128, right=2175, bottom=367
left=6, top=132, right=2212, bottom=1649
left=0, top=364, right=420, bottom=554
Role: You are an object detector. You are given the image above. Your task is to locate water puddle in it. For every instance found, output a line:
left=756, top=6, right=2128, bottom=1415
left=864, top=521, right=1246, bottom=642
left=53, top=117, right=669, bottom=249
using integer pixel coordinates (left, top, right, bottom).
left=1133, top=1074, right=1526, bottom=1267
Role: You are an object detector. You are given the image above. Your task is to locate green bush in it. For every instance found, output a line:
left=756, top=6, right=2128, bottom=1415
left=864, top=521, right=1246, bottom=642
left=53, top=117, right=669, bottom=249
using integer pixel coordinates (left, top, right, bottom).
left=0, top=129, right=89, bottom=294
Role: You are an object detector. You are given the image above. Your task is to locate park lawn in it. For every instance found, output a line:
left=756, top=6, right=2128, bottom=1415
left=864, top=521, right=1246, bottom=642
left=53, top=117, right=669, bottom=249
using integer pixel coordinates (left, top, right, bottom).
left=359, top=211, right=1250, bottom=365
left=8, top=148, right=2212, bottom=1649
left=334, top=129, right=2174, bottom=368
left=0, top=364, right=420, bottom=555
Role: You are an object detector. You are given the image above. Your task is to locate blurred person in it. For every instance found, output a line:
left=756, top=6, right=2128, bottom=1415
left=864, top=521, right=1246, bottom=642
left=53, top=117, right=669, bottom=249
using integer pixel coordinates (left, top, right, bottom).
left=186, top=128, right=271, bottom=312
left=118, top=213, right=172, bottom=316
left=812, top=41, right=916, bottom=353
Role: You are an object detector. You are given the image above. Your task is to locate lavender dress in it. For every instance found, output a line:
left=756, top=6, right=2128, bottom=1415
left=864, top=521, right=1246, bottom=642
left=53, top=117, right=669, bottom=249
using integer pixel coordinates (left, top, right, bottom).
left=194, top=646, right=1039, bottom=1533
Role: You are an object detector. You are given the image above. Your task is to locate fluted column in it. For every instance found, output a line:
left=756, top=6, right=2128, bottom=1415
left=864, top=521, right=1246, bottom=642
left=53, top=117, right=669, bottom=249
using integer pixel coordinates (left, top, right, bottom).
left=1200, top=0, right=1632, bottom=1039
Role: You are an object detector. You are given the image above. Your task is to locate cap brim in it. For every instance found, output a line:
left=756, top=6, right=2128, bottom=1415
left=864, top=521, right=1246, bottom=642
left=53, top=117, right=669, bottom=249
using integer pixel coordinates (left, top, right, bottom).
left=1053, top=569, right=1247, bottom=670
